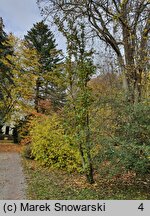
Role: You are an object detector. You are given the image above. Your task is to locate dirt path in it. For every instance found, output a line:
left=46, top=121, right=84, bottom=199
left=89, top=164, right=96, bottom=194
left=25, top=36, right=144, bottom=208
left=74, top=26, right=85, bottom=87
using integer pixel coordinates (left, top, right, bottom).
left=0, top=144, right=26, bottom=200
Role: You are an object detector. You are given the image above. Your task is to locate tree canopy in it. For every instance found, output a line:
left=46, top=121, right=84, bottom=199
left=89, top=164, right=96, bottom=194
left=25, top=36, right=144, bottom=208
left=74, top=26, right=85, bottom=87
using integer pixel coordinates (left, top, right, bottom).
left=37, top=0, right=150, bottom=103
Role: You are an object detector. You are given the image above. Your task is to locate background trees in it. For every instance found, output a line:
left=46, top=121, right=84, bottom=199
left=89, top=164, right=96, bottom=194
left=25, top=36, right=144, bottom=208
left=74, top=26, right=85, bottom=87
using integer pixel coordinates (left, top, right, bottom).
left=37, top=0, right=150, bottom=103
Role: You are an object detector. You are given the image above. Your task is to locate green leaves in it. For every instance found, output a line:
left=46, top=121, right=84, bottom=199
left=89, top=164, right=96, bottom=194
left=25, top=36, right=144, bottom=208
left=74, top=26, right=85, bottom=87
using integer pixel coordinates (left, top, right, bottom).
left=0, top=26, right=15, bottom=123
left=102, top=101, right=150, bottom=174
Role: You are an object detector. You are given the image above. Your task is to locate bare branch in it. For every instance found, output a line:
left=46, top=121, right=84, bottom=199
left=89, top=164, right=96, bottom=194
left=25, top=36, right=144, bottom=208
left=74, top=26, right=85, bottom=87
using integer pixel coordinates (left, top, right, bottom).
left=132, top=0, right=150, bottom=32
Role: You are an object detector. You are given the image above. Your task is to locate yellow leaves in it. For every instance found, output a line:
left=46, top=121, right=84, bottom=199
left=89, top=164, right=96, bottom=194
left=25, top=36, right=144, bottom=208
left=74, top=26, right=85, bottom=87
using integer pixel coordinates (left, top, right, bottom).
left=16, top=42, right=40, bottom=73
left=29, top=113, right=81, bottom=172
left=2, top=34, right=42, bottom=117
left=7, top=33, right=19, bottom=47
left=120, top=0, right=129, bottom=7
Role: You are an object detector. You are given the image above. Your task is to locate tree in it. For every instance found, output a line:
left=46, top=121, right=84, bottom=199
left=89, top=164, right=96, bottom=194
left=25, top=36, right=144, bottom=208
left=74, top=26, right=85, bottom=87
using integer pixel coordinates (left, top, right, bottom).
left=0, top=18, right=14, bottom=125
left=59, top=17, right=95, bottom=183
left=37, top=0, right=150, bottom=103
left=24, top=21, right=66, bottom=112
left=11, top=38, right=40, bottom=116
left=0, top=34, right=41, bottom=124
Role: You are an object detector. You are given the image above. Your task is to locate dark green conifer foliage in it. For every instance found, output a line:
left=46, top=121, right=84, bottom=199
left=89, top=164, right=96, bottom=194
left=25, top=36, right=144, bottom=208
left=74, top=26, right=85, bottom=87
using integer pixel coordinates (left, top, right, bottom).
left=24, top=21, right=65, bottom=111
left=0, top=18, right=13, bottom=78
left=0, top=17, right=14, bottom=124
left=0, top=18, right=13, bottom=86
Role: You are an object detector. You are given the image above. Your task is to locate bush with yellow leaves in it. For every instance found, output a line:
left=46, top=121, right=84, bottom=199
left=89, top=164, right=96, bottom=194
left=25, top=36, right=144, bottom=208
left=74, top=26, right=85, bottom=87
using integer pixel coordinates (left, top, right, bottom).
left=30, top=113, right=82, bottom=172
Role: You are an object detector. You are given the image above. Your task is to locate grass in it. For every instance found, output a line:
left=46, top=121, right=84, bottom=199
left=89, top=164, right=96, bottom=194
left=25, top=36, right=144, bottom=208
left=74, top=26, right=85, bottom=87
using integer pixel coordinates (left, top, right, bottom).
left=23, top=158, right=150, bottom=200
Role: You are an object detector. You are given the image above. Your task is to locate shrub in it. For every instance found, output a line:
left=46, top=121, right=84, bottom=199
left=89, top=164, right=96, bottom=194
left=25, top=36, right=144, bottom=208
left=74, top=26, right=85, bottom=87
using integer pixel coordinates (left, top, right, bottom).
left=99, top=101, right=150, bottom=174
left=30, top=113, right=82, bottom=172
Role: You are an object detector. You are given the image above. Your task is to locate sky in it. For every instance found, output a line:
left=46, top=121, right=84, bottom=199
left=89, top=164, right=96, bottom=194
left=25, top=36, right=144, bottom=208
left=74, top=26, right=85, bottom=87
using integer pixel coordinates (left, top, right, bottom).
left=0, top=0, right=66, bottom=51
left=0, top=0, right=42, bottom=36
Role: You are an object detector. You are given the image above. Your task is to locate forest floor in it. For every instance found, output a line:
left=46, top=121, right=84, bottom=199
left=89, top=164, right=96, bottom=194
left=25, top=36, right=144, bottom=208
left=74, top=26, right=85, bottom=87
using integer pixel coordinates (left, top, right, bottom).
left=24, top=159, right=150, bottom=200
left=1, top=142, right=149, bottom=200
left=0, top=143, right=26, bottom=199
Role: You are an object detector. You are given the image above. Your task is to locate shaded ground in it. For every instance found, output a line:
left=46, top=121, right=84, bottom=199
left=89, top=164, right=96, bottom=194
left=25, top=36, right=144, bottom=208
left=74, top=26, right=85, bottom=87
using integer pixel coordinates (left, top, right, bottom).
left=24, top=159, right=150, bottom=200
left=0, top=144, right=26, bottom=199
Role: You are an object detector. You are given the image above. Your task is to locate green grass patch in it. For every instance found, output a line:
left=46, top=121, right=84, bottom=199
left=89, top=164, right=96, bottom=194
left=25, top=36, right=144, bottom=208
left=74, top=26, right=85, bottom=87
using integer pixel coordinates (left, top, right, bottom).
left=23, top=159, right=150, bottom=200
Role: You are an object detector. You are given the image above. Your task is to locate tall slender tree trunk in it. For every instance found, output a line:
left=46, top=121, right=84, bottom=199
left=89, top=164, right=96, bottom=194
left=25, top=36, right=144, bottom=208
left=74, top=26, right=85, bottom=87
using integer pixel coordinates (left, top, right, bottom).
left=35, top=78, right=40, bottom=112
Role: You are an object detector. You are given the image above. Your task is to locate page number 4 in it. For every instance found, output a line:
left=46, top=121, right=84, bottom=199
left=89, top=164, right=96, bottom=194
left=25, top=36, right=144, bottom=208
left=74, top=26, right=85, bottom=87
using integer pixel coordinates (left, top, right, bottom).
left=138, top=203, right=144, bottom=211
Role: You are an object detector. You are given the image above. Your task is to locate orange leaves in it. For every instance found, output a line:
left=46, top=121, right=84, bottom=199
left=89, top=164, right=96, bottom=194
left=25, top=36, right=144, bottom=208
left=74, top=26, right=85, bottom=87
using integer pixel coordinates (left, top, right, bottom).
left=38, top=99, right=52, bottom=114
left=0, top=144, right=22, bottom=153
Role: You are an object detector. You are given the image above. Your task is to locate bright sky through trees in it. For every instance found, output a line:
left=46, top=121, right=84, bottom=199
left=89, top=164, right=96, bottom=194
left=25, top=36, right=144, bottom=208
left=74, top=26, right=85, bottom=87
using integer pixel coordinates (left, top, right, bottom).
left=0, top=0, right=41, bottom=37
left=0, top=0, right=66, bottom=51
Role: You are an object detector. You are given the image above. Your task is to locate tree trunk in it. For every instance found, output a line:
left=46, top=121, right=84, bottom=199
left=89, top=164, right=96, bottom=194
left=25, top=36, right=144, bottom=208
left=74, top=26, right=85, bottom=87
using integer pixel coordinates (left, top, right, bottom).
left=35, top=78, right=40, bottom=112
left=0, top=125, right=3, bottom=135
left=5, top=126, right=9, bottom=135
left=122, top=23, right=138, bottom=103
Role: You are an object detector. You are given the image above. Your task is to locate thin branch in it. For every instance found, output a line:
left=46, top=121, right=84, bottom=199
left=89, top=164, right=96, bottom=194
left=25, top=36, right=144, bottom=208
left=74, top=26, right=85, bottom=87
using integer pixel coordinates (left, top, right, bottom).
left=132, top=0, right=150, bottom=32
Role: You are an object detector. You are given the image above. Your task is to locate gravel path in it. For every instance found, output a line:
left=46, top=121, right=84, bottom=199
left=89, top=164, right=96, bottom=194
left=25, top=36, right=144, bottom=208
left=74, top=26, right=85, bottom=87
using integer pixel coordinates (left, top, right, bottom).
left=0, top=152, right=26, bottom=200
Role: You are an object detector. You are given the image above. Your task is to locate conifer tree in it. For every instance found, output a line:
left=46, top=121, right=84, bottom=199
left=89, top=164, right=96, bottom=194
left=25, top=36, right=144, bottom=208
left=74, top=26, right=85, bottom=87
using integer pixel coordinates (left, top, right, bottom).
left=0, top=17, right=14, bottom=126
left=24, top=21, right=65, bottom=112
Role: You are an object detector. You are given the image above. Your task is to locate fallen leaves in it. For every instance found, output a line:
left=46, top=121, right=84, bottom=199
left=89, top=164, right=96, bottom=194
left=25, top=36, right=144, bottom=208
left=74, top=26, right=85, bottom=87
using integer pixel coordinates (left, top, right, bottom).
left=0, top=143, right=23, bottom=153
